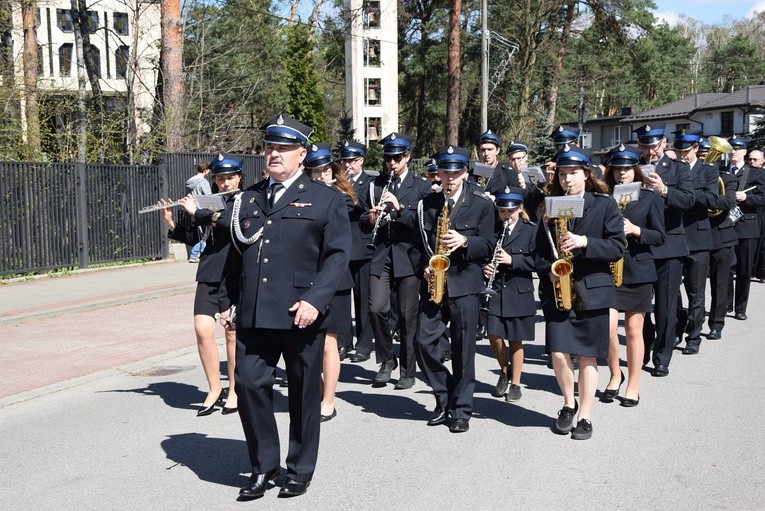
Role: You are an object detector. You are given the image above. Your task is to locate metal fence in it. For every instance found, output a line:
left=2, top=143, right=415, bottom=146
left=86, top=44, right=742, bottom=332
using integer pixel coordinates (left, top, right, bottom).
left=0, top=153, right=265, bottom=276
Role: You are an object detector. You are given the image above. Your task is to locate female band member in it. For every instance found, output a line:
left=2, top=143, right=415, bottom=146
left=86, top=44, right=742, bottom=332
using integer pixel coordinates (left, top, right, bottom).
left=161, top=157, right=243, bottom=416
left=304, top=143, right=357, bottom=421
left=602, top=145, right=666, bottom=407
left=483, top=187, right=537, bottom=402
left=536, top=146, right=626, bottom=439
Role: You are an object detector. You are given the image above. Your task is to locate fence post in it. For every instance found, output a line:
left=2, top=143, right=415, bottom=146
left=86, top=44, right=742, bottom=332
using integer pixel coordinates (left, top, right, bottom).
left=159, top=158, right=169, bottom=259
left=75, top=162, right=89, bottom=269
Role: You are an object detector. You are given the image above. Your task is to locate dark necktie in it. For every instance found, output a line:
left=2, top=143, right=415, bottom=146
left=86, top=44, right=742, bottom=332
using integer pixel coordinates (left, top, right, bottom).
left=391, top=177, right=400, bottom=195
left=731, top=165, right=738, bottom=174
left=268, top=182, right=283, bottom=208
left=447, top=198, right=455, bottom=209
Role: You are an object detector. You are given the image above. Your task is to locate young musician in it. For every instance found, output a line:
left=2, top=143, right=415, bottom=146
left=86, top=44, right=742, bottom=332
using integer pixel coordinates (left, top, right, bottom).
left=483, top=187, right=537, bottom=402
left=602, top=146, right=665, bottom=407
left=536, top=146, right=626, bottom=439
left=413, top=145, right=495, bottom=433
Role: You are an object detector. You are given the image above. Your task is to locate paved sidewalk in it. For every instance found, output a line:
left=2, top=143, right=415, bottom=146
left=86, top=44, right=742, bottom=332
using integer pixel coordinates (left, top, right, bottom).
left=1, top=262, right=764, bottom=509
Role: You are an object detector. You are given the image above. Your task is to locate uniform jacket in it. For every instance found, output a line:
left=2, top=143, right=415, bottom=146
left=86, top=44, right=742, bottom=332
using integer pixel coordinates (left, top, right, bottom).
left=167, top=203, right=233, bottom=284
left=220, top=173, right=351, bottom=330
left=732, top=164, right=765, bottom=239
left=710, top=168, right=739, bottom=250
left=412, top=181, right=495, bottom=298
left=349, top=171, right=375, bottom=261
left=486, top=218, right=537, bottom=318
left=360, top=170, right=431, bottom=278
left=535, top=192, right=626, bottom=311
left=620, top=190, right=665, bottom=285
left=682, top=160, right=719, bottom=252
left=484, top=163, right=521, bottom=196
left=643, top=154, right=695, bottom=260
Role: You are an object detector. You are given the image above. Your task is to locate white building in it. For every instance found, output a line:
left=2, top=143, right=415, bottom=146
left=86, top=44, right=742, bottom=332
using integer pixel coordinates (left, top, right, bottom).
left=10, top=0, right=161, bottom=136
left=344, top=0, right=399, bottom=145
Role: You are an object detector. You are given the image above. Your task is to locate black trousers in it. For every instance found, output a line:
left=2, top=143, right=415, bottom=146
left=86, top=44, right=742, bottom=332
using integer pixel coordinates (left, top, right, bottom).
left=645, top=257, right=684, bottom=368
left=708, top=246, right=733, bottom=332
left=729, top=238, right=757, bottom=314
left=369, top=257, right=420, bottom=377
left=235, top=327, right=324, bottom=483
left=416, top=293, right=479, bottom=421
left=676, top=250, right=710, bottom=343
left=350, top=258, right=373, bottom=354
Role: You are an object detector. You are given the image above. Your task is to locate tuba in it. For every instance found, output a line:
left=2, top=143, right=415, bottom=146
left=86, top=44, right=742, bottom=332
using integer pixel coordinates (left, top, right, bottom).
left=705, top=136, right=733, bottom=217
left=428, top=184, right=453, bottom=304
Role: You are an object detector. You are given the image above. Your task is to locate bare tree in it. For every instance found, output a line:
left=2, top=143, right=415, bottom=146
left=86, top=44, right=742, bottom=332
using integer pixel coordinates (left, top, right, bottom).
left=161, top=0, right=185, bottom=151
left=21, top=0, right=41, bottom=159
left=446, top=0, right=461, bottom=145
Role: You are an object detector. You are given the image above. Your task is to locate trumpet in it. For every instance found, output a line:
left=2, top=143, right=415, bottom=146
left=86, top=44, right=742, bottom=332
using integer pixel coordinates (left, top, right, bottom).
left=367, top=172, right=395, bottom=250
left=705, top=136, right=733, bottom=217
left=138, top=190, right=236, bottom=214
left=480, top=220, right=510, bottom=312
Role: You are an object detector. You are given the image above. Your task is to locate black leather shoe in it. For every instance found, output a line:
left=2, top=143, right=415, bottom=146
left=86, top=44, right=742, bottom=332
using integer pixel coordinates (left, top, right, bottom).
left=493, top=372, right=509, bottom=397
left=427, top=406, right=448, bottom=426
left=651, top=364, right=669, bottom=377
left=197, top=388, right=226, bottom=416
left=620, top=395, right=640, bottom=407
left=734, top=312, right=747, bottom=321
left=571, top=419, right=593, bottom=440
left=449, top=418, right=470, bottom=433
left=394, top=376, right=415, bottom=390
left=221, top=406, right=238, bottom=415
left=682, top=340, right=700, bottom=355
left=278, top=478, right=310, bottom=498
left=239, top=466, right=282, bottom=500
left=554, top=400, right=578, bottom=434
left=707, top=330, right=722, bottom=340
left=476, top=325, right=487, bottom=340
left=601, top=371, right=625, bottom=402
left=338, top=345, right=352, bottom=361
left=320, top=408, right=337, bottom=422
left=350, top=352, right=370, bottom=363
left=374, top=359, right=398, bottom=383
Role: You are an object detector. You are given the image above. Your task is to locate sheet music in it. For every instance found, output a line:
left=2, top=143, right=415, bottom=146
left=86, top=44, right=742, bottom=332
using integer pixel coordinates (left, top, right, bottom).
left=612, top=182, right=642, bottom=205
left=521, top=167, right=545, bottom=185
left=639, top=164, right=655, bottom=175
left=545, top=196, right=585, bottom=218
left=472, top=162, right=495, bottom=178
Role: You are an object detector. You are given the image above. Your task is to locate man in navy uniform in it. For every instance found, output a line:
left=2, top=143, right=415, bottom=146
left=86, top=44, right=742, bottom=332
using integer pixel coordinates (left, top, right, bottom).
left=635, top=124, right=695, bottom=376
left=671, top=131, right=718, bottom=355
left=474, top=130, right=522, bottom=198
left=219, top=113, right=351, bottom=499
left=340, top=140, right=376, bottom=362
left=727, top=135, right=765, bottom=320
left=361, top=132, right=431, bottom=389
left=413, top=145, right=495, bottom=433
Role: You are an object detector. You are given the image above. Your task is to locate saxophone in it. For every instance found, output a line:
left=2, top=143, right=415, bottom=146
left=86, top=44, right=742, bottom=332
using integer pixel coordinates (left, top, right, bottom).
left=549, top=189, right=575, bottom=311
left=428, top=184, right=453, bottom=304
left=610, top=193, right=630, bottom=287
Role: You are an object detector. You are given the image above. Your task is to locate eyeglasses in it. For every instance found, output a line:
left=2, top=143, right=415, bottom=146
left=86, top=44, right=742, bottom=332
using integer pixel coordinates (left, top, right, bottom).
left=383, top=154, right=405, bottom=162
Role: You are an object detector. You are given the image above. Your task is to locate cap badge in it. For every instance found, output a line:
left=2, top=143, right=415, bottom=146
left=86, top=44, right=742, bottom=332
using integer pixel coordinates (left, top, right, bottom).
left=487, top=130, right=493, bottom=134
left=277, top=114, right=284, bottom=125
left=504, top=186, right=510, bottom=193
left=391, top=133, right=397, bottom=140
left=563, top=143, right=571, bottom=152
left=217, top=153, right=224, bottom=161
left=447, top=146, right=454, bottom=154
left=618, top=144, right=625, bottom=151
left=311, top=144, right=318, bottom=151
left=344, top=140, right=349, bottom=147
left=558, top=126, right=564, bottom=132
left=645, top=125, right=651, bottom=131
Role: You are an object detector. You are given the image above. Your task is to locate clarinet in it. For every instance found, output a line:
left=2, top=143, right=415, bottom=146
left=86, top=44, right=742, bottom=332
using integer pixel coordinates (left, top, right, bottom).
left=480, top=220, right=510, bottom=312
left=366, top=172, right=395, bottom=250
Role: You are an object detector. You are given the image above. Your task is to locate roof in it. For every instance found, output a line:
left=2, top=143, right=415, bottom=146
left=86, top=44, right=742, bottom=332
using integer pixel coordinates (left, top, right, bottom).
left=621, top=93, right=727, bottom=123
left=695, top=85, right=765, bottom=110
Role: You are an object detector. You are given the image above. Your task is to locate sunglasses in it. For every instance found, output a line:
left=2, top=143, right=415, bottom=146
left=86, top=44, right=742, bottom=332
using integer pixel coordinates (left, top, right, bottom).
left=383, top=154, right=405, bottom=162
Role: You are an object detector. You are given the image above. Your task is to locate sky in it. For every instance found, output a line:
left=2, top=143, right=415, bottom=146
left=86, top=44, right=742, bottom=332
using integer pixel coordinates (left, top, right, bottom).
left=652, top=0, right=765, bottom=25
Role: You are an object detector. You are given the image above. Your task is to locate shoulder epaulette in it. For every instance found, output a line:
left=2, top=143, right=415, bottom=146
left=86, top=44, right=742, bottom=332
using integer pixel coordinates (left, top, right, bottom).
left=472, top=189, right=492, bottom=201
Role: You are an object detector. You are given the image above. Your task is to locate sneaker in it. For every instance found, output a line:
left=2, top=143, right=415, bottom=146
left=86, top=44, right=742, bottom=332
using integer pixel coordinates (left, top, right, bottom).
left=493, top=372, right=509, bottom=397
left=554, top=400, right=578, bottom=434
left=505, top=384, right=522, bottom=402
left=571, top=418, right=593, bottom=440
left=188, top=256, right=200, bottom=263
left=374, top=359, right=398, bottom=383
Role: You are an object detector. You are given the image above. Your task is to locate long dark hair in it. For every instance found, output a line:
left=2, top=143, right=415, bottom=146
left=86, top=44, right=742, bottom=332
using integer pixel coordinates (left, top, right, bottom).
left=603, top=165, right=645, bottom=192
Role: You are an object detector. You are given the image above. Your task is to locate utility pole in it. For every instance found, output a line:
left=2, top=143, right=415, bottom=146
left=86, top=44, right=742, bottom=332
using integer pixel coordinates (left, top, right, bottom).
left=480, top=0, right=488, bottom=133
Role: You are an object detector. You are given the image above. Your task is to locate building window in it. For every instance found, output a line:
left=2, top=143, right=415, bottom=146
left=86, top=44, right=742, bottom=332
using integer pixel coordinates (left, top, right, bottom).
left=84, top=11, right=99, bottom=33
left=88, top=45, right=101, bottom=77
left=56, top=9, right=73, bottom=32
left=37, top=44, right=44, bottom=76
left=721, top=111, right=734, bottom=135
left=580, top=131, right=592, bottom=149
left=115, top=46, right=129, bottom=78
left=364, top=39, right=380, bottom=67
left=366, top=117, right=381, bottom=141
left=612, top=126, right=622, bottom=145
left=365, top=78, right=380, bottom=106
left=113, top=12, right=129, bottom=36
left=363, top=1, right=380, bottom=29
left=59, top=43, right=73, bottom=76
left=676, top=123, right=690, bottom=132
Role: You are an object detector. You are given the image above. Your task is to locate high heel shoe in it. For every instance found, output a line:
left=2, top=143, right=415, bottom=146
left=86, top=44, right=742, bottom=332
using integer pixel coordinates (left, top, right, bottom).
left=620, top=395, right=640, bottom=407
left=197, top=388, right=225, bottom=416
left=601, top=371, right=625, bottom=402
left=222, top=388, right=238, bottom=415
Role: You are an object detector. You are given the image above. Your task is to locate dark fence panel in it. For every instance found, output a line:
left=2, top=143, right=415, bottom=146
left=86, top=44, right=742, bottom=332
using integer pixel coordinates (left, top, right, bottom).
left=160, top=152, right=264, bottom=197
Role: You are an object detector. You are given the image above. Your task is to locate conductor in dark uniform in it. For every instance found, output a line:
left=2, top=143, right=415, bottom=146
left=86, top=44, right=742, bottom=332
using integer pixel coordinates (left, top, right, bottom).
left=219, top=113, right=351, bottom=499
left=340, top=140, right=375, bottom=362
left=635, top=124, right=695, bottom=377
left=413, top=145, right=495, bottom=433
left=727, top=135, right=765, bottom=320
left=671, top=131, right=718, bottom=355
left=361, top=133, right=431, bottom=389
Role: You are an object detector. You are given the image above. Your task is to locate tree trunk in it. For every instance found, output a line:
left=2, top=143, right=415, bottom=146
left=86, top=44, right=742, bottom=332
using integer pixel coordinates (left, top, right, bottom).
left=73, top=0, right=103, bottom=159
left=161, top=0, right=185, bottom=151
left=446, top=0, right=461, bottom=145
left=71, top=0, right=88, bottom=162
left=21, top=1, right=41, bottom=159
left=544, top=0, right=576, bottom=133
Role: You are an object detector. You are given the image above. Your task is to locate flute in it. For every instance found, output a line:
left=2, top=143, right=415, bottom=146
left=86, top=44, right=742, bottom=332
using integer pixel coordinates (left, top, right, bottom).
left=138, top=190, right=237, bottom=214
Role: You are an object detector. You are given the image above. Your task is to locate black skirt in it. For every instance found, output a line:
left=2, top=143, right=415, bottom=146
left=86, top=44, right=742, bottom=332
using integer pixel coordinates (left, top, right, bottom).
left=323, top=289, right=352, bottom=335
left=193, top=281, right=221, bottom=317
left=615, top=282, right=653, bottom=312
left=544, top=307, right=609, bottom=358
left=487, top=314, right=535, bottom=341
